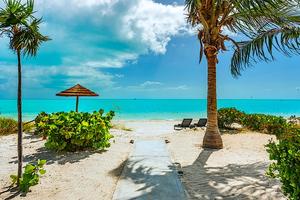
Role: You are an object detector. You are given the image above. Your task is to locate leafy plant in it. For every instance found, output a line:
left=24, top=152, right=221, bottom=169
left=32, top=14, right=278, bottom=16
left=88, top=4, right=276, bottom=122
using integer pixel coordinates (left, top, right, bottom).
left=35, top=109, right=115, bottom=151
left=266, top=128, right=300, bottom=200
left=218, top=108, right=291, bottom=137
left=11, top=159, right=46, bottom=193
left=218, top=108, right=246, bottom=129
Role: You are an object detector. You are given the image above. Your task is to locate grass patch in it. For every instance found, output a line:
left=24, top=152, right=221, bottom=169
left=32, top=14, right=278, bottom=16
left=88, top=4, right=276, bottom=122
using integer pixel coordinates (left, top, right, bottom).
left=0, top=117, right=36, bottom=136
left=0, top=117, right=18, bottom=135
left=112, top=123, right=133, bottom=131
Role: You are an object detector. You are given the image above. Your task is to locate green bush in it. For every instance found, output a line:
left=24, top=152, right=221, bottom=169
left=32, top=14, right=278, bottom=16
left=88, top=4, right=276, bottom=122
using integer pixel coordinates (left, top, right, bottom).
left=242, top=114, right=288, bottom=137
left=266, top=128, right=300, bottom=200
left=218, top=107, right=246, bottom=128
left=11, top=159, right=46, bottom=193
left=217, top=108, right=290, bottom=137
left=35, top=109, right=115, bottom=151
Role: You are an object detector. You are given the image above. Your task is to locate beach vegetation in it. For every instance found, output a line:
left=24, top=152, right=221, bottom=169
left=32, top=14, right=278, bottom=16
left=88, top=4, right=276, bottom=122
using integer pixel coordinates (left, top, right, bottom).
left=185, top=0, right=300, bottom=149
left=0, top=117, right=18, bottom=135
left=218, top=108, right=246, bottom=129
left=35, top=110, right=115, bottom=151
left=11, top=159, right=46, bottom=193
left=218, top=107, right=292, bottom=137
left=266, top=128, right=300, bottom=200
left=0, top=117, right=37, bottom=135
left=0, top=0, right=50, bottom=185
left=112, top=123, right=133, bottom=131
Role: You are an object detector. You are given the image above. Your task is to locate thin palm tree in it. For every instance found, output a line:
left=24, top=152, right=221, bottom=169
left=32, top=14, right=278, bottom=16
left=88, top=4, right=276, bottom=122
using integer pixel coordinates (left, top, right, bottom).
left=0, top=0, right=50, bottom=184
left=185, top=0, right=300, bottom=149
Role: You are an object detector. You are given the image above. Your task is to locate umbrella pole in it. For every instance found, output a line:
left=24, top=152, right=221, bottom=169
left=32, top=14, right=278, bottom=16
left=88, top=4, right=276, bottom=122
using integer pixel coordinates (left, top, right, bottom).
left=76, top=96, right=79, bottom=112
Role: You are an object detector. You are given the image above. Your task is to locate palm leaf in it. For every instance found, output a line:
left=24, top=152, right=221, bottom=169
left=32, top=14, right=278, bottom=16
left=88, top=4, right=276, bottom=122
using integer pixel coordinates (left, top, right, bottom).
left=11, top=18, right=50, bottom=56
left=231, top=27, right=300, bottom=76
left=0, top=0, right=50, bottom=56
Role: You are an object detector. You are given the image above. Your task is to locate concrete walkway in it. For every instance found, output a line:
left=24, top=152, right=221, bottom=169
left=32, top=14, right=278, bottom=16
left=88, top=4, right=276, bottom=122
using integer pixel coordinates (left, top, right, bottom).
left=112, top=140, right=187, bottom=200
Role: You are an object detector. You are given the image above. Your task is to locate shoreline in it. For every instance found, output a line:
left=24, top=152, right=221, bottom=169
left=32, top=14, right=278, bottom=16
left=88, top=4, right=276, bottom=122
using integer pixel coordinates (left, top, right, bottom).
left=1, top=113, right=299, bottom=122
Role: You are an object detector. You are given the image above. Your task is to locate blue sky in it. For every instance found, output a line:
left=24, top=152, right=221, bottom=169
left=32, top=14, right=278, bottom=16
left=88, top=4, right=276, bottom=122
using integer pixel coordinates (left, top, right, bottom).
left=0, top=0, right=300, bottom=99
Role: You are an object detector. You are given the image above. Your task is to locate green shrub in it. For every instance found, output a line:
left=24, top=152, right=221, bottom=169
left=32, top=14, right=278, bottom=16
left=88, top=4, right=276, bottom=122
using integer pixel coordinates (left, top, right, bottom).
left=217, top=108, right=290, bottom=137
left=34, top=112, right=48, bottom=137
left=242, top=114, right=289, bottom=137
left=266, top=128, right=300, bottom=200
left=218, top=107, right=246, bottom=128
left=35, top=109, right=115, bottom=151
left=11, top=159, right=46, bottom=193
left=0, top=117, right=17, bottom=135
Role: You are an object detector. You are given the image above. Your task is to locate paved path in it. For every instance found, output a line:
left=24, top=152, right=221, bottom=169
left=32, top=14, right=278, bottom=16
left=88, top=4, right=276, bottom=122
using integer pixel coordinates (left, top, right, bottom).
left=112, top=140, right=187, bottom=200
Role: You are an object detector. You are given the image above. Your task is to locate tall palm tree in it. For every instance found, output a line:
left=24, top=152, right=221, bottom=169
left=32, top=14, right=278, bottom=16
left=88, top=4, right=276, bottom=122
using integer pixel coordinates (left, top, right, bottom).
left=185, top=0, right=300, bottom=149
left=0, top=0, right=50, bottom=184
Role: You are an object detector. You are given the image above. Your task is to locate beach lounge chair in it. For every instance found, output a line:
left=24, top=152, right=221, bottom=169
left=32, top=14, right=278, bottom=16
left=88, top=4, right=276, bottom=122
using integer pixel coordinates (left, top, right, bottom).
left=174, top=118, right=193, bottom=130
left=194, top=118, right=207, bottom=128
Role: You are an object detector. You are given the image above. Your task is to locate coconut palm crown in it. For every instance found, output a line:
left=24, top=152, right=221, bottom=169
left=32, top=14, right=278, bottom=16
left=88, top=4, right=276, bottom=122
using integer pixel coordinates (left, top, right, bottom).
left=0, top=0, right=50, bottom=185
left=185, top=0, right=300, bottom=149
left=0, top=0, right=50, bottom=55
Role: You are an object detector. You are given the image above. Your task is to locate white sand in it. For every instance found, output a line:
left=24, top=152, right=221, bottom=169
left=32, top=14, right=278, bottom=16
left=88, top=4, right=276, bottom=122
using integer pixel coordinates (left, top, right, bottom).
left=0, top=120, right=286, bottom=199
left=166, top=129, right=286, bottom=200
left=0, top=131, right=132, bottom=200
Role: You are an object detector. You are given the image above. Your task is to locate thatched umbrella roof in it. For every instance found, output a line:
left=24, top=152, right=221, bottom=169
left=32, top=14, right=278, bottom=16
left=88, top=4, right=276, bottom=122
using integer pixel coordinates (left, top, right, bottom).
left=56, top=84, right=99, bottom=112
left=56, top=84, right=98, bottom=97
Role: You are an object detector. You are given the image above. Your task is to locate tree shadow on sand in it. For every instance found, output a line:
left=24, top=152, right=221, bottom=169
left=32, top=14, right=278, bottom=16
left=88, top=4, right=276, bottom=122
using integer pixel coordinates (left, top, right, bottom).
left=9, top=134, right=106, bottom=166
left=110, top=158, right=186, bottom=200
left=181, top=149, right=285, bottom=200
left=0, top=186, right=22, bottom=200
left=110, top=148, right=284, bottom=200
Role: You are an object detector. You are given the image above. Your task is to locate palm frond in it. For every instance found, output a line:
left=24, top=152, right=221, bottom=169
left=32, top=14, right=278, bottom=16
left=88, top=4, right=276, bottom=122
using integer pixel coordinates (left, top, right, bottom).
left=229, top=0, right=300, bottom=37
left=0, top=0, right=33, bottom=28
left=231, top=27, right=300, bottom=76
left=0, top=0, right=50, bottom=56
left=10, top=18, right=50, bottom=56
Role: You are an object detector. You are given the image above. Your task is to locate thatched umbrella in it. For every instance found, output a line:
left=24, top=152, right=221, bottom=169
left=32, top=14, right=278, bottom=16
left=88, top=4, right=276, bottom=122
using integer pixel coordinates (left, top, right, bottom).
left=56, top=84, right=99, bottom=112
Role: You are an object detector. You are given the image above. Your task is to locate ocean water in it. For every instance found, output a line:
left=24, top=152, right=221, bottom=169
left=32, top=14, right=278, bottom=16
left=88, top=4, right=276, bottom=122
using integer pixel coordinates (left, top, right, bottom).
left=0, top=99, right=300, bottom=121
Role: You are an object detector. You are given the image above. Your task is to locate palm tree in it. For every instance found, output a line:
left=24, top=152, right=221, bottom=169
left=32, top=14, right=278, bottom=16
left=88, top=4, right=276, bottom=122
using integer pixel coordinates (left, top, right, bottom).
left=185, top=0, right=300, bottom=149
left=0, top=0, right=50, bottom=184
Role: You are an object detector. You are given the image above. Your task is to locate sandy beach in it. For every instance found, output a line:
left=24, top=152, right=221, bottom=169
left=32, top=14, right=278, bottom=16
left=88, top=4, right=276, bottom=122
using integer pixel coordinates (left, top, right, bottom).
left=0, top=120, right=285, bottom=200
left=0, top=128, right=133, bottom=200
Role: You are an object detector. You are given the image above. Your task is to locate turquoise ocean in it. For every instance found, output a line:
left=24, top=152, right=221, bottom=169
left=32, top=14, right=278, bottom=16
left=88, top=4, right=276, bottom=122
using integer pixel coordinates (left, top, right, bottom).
left=0, top=99, right=300, bottom=121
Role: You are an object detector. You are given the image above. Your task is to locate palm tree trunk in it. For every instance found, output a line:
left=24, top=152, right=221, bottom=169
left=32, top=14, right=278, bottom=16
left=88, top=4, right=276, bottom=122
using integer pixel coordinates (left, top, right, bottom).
left=202, top=46, right=223, bottom=149
left=17, top=49, right=23, bottom=185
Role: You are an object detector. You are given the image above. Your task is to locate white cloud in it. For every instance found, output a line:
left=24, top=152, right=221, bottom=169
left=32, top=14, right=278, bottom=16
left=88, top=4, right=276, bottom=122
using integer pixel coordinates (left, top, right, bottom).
left=168, top=85, right=188, bottom=90
left=115, top=74, right=124, bottom=78
left=0, top=63, right=115, bottom=98
left=33, top=0, right=190, bottom=67
left=140, top=81, right=162, bottom=87
left=125, top=81, right=188, bottom=92
left=0, top=0, right=192, bottom=98
left=121, top=0, right=190, bottom=54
